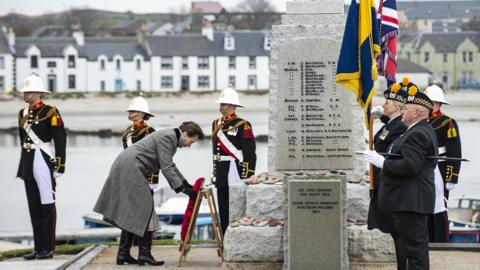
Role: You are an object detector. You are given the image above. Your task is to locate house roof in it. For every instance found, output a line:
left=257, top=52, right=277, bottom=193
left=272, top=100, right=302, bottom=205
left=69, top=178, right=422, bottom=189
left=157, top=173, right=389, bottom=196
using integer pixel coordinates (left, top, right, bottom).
left=413, top=32, right=480, bottom=53
left=83, top=37, right=149, bottom=60
left=15, top=37, right=85, bottom=57
left=146, top=31, right=269, bottom=57
left=191, top=1, right=224, bottom=14
left=0, top=28, right=12, bottom=54
left=397, top=59, right=432, bottom=74
left=398, top=0, right=480, bottom=20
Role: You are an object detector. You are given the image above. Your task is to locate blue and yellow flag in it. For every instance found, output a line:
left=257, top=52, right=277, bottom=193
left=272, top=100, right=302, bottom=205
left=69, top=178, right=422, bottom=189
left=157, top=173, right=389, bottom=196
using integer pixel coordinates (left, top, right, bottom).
left=336, top=0, right=380, bottom=129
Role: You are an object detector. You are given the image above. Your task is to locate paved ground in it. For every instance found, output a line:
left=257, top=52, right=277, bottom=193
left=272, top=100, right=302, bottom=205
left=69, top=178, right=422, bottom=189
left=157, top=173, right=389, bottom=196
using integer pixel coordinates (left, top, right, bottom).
left=0, top=247, right=478, bottom=269
left=84, top=245, right=223, bottom=270
left=0, top=255, right=72, bottom=270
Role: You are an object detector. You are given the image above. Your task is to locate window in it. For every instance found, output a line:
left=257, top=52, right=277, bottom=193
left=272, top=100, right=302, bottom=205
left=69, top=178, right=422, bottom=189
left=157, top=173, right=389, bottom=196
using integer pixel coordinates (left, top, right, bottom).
left=100, top=59, right=106, bottom=70
left=136, top=59, right=141, bottom=70
left=468, top=51, right=474, bottom=63
left=198, top=76, right=209, bottom=88
left=68, top=55, right=75, bottom=68
left=229, top=56, right=236, bottom=69
left=442, top=72, right=448, bottom=84
left=0, top=56, right=4, bottom=69
left=423, top=52, right=430, bottom=63
left=68, top=75, right=76, bottom=89
left=198, top=56, right=209, bottom=69
left=100, top=80, right=106, bottom=91
left=47, top=61, right=56, bottom=68
left=228, top=75, right=236, bottom=88
left=161, top=57, right=173, bottom=69
left=116, top=59, right=121, bottom=70
left=182, top=57, right=188, bottom=70
left=161, top=76, right=173, bottom=88
left=0, top=76, right=4, bottom=90
left=249, top=56, right=256, bottom=69
left=136, top=80, right=141, bottom=91
left=406, top=52, right=411, bottom=60
left=443, top=54, right=448, bottom=63
left=30, top=55, right=38, bottom=68
left=462, top=52, right=467, bottom=63
left=248, top=75, right=257, bottom=89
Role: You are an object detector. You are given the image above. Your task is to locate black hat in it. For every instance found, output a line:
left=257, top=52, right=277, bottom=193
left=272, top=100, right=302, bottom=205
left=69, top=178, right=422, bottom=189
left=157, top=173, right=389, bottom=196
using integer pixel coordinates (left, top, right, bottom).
left=405, top=86, right=434, bottom=111
left=384, top=85, right=407, bottom=103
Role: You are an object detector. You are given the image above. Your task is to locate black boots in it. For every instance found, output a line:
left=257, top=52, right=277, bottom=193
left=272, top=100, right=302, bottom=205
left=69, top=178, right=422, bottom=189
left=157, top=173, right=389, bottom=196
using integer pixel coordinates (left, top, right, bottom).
left=24, top=250, right=53, bottom=260
left=138, top=232, right=164, bottom=266
left=116, top=230, right=138, bottom=265
left=23, top=251, right=37, bottom=260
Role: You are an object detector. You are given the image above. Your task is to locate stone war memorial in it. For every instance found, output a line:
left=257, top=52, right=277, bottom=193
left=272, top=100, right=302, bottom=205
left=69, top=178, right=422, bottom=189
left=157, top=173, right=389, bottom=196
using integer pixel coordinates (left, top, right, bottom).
left=223, top=1, right=396, bottom=269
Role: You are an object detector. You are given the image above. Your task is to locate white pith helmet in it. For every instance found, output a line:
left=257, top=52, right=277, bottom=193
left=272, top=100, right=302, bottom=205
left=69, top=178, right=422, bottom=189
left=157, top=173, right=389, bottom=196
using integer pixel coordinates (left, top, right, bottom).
left=19, top=74, right=50, bottom=93
left=125, top=96, right=155, bottom=117
left=215, top=87, right=244, bottom=107
left=425, top=84, right=449, bottom=105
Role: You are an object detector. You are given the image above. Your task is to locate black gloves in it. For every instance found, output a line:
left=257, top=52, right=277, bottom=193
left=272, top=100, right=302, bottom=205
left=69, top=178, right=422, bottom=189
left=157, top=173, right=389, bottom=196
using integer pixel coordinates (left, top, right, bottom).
left=182, top=180, right=193, bottom=189
left=183, top=187, right=197, bottom=199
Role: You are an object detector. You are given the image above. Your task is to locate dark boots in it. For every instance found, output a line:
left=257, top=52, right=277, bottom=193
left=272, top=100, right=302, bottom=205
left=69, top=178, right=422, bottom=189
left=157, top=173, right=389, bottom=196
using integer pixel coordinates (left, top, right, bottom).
left=116, top=230, right=138, bottom=265
left=138, top=232, right=164, bottom=266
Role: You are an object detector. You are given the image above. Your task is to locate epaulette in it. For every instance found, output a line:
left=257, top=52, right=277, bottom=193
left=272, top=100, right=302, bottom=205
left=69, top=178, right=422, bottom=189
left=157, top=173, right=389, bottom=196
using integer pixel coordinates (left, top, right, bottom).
left=48, top=107, right=63, bottom=127
left=243, top=122, right=254, bottom=139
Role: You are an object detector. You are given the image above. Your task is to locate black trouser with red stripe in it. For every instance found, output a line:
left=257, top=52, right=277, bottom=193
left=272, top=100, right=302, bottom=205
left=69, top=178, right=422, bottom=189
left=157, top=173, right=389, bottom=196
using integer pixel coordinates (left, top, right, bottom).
left=24, top=177, right=57, bottom=252
left=217, top=186, right=229, bottom=235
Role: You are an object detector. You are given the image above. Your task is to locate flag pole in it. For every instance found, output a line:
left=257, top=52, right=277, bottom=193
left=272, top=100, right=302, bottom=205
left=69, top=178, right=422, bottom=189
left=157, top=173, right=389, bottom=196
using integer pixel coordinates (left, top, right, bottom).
left=369, top=103, right=374, bottom=199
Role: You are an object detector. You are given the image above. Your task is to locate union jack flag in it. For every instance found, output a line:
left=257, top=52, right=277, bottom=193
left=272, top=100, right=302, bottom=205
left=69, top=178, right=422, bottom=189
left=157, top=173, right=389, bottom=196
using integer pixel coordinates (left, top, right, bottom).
left=376, top=0, right=399, bottom=88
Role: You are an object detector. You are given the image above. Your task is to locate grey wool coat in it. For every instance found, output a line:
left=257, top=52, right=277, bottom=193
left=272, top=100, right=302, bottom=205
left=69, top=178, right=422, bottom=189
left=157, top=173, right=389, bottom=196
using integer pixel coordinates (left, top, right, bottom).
left=93, top=128, right=187, bottom=236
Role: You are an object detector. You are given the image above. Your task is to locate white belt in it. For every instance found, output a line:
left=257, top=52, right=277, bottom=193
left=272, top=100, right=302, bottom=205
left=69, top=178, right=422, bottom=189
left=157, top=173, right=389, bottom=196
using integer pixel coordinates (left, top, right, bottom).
left=213, top=154, right=236, bottom=162
left=23, top=142, right=54, bottom=160
left=438, top=146, right=446, bottom=155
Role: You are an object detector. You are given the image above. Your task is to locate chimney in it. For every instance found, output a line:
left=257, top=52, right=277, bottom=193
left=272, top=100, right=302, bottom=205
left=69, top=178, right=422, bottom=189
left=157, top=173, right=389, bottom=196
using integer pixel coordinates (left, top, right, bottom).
left=71, top=24, right=84, bottom=46
left=201, top=17, right=214, bottom=41
left=137, top=22, right=147, bottom=44
left=7, top=27, right=15, bottom=47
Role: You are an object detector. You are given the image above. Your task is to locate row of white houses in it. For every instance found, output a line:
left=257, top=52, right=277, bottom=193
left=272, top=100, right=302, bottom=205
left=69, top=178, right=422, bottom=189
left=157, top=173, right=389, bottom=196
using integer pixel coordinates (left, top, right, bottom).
left=0, top=26, right=271, bottom=92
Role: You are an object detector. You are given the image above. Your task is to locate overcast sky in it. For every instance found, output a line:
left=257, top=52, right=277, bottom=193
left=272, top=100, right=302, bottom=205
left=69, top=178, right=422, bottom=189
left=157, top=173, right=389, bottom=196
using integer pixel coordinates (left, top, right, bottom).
left=0, top=0, right=289, bottom=16
left=0, top=0, right=464, bottom=16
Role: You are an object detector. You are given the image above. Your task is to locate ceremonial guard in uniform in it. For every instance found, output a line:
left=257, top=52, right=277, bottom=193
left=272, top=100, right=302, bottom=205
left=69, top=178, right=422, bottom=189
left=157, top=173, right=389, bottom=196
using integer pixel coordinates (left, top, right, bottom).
left=17, top=74, right=66, bottom=260
left=211, top=88, right=256, bottom=235
left=425, top=84, right=462, bottom=243
left=361, top=87, right=437, bottom=270
left=368, top=82, right=408, bottom=270
left=116, top=96, right=163, bottom=266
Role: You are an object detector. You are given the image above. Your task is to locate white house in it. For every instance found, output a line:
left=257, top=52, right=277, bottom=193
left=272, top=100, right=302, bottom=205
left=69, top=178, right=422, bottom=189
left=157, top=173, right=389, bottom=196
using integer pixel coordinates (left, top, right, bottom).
left=0, top=27, right=14, bottom=92
left=1, top=26, right=271, bottom=93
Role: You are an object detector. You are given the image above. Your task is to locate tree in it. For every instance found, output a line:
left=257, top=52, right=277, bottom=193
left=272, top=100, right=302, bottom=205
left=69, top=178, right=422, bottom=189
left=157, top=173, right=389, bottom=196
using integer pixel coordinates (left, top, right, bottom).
left=235, top=0, right=276, bottom=13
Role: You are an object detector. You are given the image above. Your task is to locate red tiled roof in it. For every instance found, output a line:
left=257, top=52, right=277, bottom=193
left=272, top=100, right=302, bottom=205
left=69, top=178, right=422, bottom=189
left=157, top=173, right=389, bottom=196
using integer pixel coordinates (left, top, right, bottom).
left=191, top=1, right=224, bottom=13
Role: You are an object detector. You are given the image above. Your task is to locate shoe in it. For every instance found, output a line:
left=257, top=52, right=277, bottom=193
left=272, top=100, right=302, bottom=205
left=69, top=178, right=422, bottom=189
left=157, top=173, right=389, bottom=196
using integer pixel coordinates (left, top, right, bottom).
left=36, top=250, right=54, bottom=260
left=23, top=251, right=37, bottom=260
left=116, top=230, right=138, bottom=265
left=138, top=232, right=164, bottom=266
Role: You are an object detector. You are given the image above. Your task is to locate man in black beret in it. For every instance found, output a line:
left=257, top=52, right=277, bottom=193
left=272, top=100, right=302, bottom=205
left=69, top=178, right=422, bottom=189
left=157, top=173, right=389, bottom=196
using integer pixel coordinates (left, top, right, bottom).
left=361, top=87, right=438, bottom=270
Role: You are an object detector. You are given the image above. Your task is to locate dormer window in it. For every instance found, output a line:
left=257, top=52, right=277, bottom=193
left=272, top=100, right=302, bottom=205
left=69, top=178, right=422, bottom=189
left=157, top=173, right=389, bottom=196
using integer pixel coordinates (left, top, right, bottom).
left=68, top=55, right=75, bottom=68
left=224, top=33, right=235, bottom=51
left=30, top=55, right=38, bottom=68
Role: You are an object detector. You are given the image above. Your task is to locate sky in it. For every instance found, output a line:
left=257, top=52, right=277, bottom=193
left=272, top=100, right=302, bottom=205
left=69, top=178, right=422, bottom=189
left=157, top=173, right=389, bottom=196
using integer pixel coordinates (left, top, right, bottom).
left=0, top=0, right=289, bottom=16
left=0, top=0, right=467, bottom=16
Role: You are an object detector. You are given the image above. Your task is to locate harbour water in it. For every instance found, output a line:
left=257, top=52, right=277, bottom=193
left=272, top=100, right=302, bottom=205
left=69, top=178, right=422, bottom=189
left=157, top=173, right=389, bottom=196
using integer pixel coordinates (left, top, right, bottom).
left=0, top=121, right=478, bottom=232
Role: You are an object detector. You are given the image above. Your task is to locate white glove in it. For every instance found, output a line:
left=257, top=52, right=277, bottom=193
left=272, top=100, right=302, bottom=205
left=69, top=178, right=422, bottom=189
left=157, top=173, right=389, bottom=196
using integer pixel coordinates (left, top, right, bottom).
left=371, top=106, right=384, bottom=119
left=54, top=172, right=63, bottom=178
left=360, top=150, right=385, bottom=169
left=446, top=182, right=456, bottom=191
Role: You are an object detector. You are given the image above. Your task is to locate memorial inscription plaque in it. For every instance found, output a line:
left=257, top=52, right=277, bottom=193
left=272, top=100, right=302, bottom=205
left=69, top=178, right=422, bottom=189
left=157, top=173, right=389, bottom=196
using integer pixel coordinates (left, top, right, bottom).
left=288, top=180, right=342, bottom=269
left=275, top=38, right=354, bottom=170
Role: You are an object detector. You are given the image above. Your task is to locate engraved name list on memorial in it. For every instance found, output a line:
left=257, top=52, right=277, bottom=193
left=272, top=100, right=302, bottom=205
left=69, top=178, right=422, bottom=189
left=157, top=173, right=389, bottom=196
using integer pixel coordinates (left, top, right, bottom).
left=276, top=39, right=354, bottom=170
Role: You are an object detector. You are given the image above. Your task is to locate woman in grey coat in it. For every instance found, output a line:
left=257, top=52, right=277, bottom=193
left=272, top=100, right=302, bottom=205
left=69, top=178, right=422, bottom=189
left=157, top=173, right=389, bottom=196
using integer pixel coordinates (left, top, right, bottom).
left=94, top=121, right=204, bottom=266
